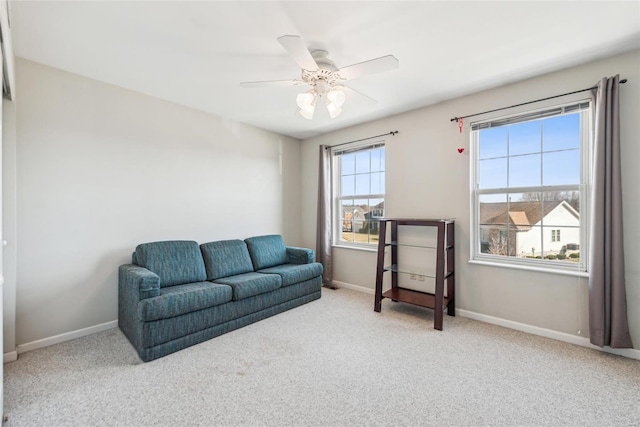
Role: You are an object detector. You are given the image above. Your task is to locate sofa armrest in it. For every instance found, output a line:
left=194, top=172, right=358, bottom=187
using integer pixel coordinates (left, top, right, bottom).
left=119, top=264, right=161, bottom=301
left=118, top=264, right=160, bottom=352
left=286, top=246, right=315, bottom=264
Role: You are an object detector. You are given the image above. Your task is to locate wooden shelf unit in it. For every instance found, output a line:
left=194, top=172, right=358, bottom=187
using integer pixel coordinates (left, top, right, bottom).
left=374, top=218, right=455, bottom=330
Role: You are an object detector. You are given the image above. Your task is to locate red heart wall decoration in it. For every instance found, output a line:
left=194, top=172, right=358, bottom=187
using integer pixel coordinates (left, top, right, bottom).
left=458, top=148, right=465, bottom=154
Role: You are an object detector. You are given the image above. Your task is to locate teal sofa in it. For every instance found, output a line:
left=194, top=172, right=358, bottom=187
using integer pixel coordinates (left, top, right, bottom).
left=119, top=235, right=322, bottom=362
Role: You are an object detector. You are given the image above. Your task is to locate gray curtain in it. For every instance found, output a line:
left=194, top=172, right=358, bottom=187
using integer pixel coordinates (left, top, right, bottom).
left=316, top=145, right=334, bottom=287
left=588, top=75, right=633, bottom=348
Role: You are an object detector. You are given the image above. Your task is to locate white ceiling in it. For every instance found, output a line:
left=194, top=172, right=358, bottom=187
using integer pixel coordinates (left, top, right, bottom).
left=10, top=1, right=640, bottom=140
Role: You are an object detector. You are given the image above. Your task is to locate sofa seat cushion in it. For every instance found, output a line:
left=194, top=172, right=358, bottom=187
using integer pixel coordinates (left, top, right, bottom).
left=258, top=263, right=323, bottom=286
left=139, top=282, right=232, bottom=321
left=213, top=272, right=282, bottom=301
left=135, top=241, right=207, bottom=288
left=200, top=240, right=254, bottom=280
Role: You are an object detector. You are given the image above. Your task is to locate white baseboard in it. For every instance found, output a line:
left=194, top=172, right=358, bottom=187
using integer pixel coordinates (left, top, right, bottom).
left=456, top=309, right=640, bottom=360
left=336, top=280, right=640, bottom=361
left=3, top=350, right=17, bottom=363
left=332, top=280, right=374, bottom=295
left=16, top=320, right=118, bottom=356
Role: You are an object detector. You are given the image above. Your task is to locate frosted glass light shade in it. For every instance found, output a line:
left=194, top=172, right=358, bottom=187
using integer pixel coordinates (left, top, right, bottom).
left=297, top=91, right=316, bottom=120
left=325, top=101, right=342, bottom=119
left=327, top=89, right=346, bottom=108
left=296, top=92, right=315, bottom=109
left=299, top=105, right=315, bottom=120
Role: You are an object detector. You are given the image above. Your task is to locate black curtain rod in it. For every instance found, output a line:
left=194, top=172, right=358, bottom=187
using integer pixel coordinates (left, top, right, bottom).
left=450, top=78, right=628, bottom=123
left=325, top=131, right=399, bottom=150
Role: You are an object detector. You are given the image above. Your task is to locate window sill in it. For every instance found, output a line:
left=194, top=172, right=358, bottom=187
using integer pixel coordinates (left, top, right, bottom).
left=332, top=244, right=378, bottom=253
left=468, top=259, right=589, bottom=278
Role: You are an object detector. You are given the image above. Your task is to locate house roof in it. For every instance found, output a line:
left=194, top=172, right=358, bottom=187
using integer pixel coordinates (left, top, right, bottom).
left=480, top=200, right=569, bottom=228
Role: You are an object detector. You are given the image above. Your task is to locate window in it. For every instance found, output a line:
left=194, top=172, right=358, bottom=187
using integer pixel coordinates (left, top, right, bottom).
left=333, top=142, right=385, bottom=247
left=470, top=101, right=590, bottom=271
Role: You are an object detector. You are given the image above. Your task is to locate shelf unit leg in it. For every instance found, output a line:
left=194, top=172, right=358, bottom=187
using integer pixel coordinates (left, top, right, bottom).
left=446, top=221, right=455, bottom=317
left=374, top=220, right=387, bottom=312
left=434, top=222, right=445, bottom=331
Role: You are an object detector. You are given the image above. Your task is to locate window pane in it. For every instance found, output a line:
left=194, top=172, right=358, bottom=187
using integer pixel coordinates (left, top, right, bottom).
left=370, top=172, right=384, bottom=194
left=478, top=226, right=517, bottom=256
left=360, top=220, right=380, bottom=244
left=544, top=225, right=579, bottom=256
left=509, top=153, right=541, bottom=187
left=540, top=190, right=580, bottom=216
left=543, top=114, right=580, bottom=152
left=509, top=194, right=542, bottom=226
left=479, top=158, right=507, bottom=189
left=479, top=127, right=507, bottom=159
left=371, top=149, right=384, bottom=172
left=543, top=149, right=580, bottom=186
left=355, top=174, right=369, bottom=195
left=509, top=120, right=541, bottom=156
left=341, top=175, right=355, bottom=196
left=355, top=151, right=370, bottom=174
left=352, top=220, right=367, bottom=243
left=519, top=225, right=543, bottom=258
left=369, top=198, right=384, bottom=218
left=340, top=228, right=354, bottom=243
left=340, top=200, right=354, bottom=242
left=539, top=196, right=580, bottom=231
left=341, top=153, right=355, bottom=175
left=479, top=194, right=509, bottom=243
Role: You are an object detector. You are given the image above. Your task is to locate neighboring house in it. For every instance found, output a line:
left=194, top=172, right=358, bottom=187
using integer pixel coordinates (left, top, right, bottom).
left=364, top=201, right=385, bottom=234
left=341, top=205, right=367, bottom=231
left=341, top=201, right=384, bottom=233
left=480, top=200, right=580, bottom=257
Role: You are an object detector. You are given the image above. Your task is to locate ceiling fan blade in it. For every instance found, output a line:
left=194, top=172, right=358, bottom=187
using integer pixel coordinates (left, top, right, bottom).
left=337, top=55, right=399, bottom=81
left=277, top=35, right=319, bottom=71
left=240, top=79, right=302, bottom=88
left=341, top=85, right=378, bottom=104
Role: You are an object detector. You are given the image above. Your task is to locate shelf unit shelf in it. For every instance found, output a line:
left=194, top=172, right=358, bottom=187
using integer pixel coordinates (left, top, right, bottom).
left=381, top=288, right=451, bottom=311
left=374, top=218, right=455, bottom=330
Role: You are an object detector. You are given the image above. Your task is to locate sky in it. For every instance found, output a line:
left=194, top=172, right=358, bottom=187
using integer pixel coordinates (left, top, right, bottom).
left=478, top=112, right=582, bottom=203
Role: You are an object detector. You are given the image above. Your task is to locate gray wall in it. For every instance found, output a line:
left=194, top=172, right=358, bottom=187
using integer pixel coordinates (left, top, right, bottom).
left=3, top=98, right=16, bottom=355
left=9, top=59, right=301, bottom=346
left=5, top=50, right=639, bottom=353
left=300, top=50, right=640, bottom=348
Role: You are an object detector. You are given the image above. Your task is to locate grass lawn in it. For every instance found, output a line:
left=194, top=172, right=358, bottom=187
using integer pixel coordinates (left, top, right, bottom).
left=340, top=232, right=379, bottom=244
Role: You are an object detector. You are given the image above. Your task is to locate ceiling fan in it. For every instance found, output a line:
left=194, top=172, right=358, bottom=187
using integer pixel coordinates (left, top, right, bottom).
left=240, top=35, right=399, bottom=120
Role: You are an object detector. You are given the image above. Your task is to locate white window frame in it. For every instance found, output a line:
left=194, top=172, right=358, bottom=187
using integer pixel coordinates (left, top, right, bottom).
left=332, top=141, right=385, bottom=249
left=469, top=99, right=592, bottom=275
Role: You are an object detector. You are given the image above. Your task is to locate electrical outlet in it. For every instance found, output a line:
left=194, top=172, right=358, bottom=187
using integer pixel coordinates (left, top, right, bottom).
left=409, top=274, right=417, bottom=280
left=418, top=275, right=425, bottom=281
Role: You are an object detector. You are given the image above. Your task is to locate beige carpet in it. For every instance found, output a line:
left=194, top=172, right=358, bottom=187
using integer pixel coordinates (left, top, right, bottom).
left=4, top=288, right=640, bottom=426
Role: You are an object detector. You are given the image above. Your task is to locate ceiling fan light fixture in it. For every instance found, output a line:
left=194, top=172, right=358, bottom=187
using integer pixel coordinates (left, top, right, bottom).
left=327, top=89, right=346, bottom=108
left=299, top=105, right=315, bottom=120
left=297, top=90, right=316, bottom=120
left=296, top=92, right=315, bottom=109
left=324, top=97, right=343, bottom=119
left=241, top=35, right=397, bottom=122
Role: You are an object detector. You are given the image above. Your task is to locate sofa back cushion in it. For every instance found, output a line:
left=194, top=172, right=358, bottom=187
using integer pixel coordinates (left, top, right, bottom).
left=135, top=240, right=206, bottom=288
left=200, top=240, right=255, bottom=280
left=244, top=235, right=289, bottom=270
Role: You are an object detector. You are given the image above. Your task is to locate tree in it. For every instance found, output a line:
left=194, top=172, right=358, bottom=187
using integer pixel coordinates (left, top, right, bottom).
left=518, top=191, right=579, bottom=212
left=487, top=234, right=508, bottom=256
